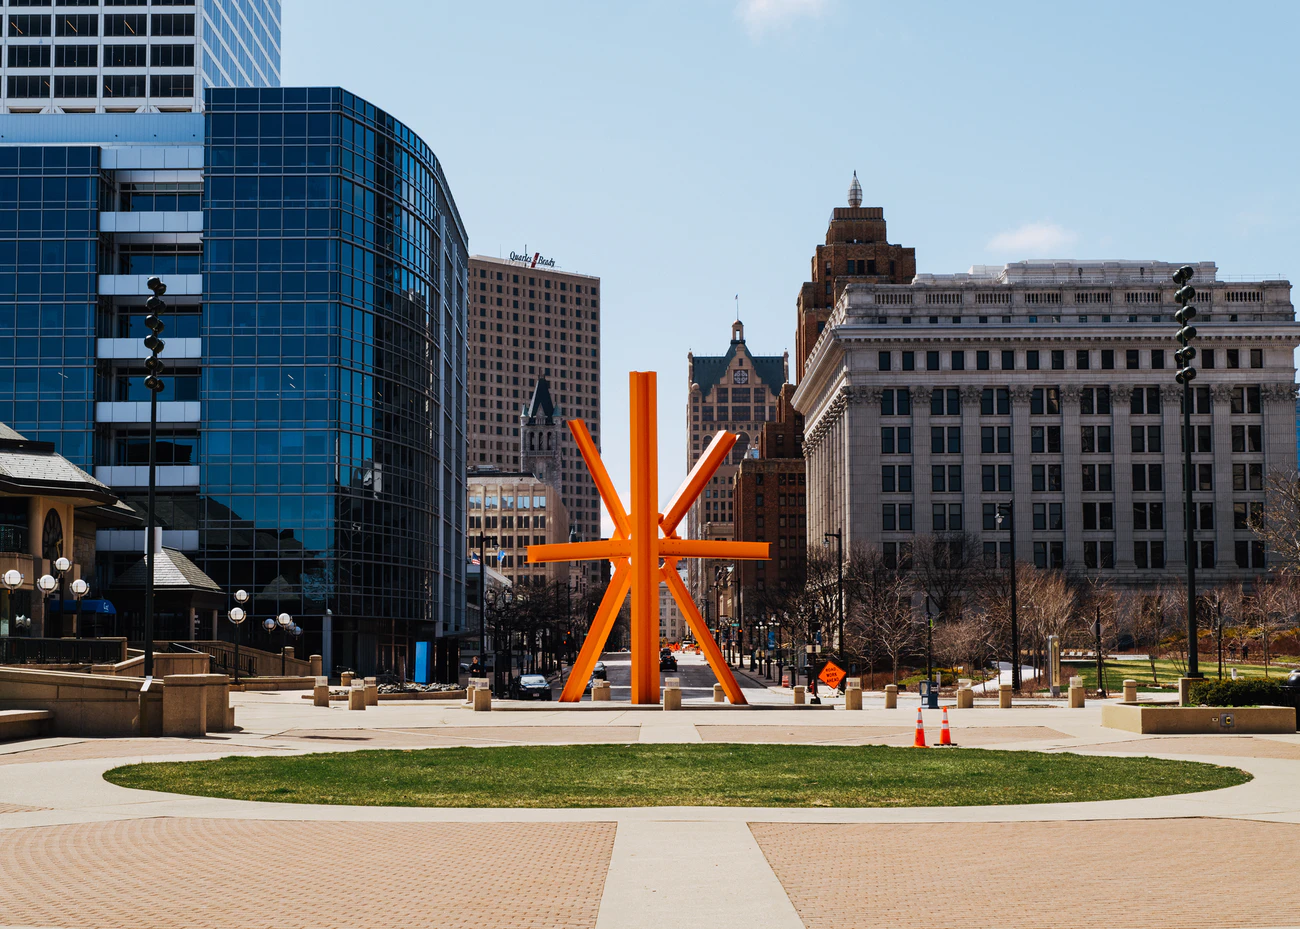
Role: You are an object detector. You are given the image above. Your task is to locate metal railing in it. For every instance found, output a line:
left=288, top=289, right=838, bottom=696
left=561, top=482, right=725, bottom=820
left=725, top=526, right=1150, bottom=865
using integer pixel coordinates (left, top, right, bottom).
left=0, top=525, right=29, bottom=554
left=157, top=640, right=312, bottom=678
left=0, top=637, right=127, bottom=665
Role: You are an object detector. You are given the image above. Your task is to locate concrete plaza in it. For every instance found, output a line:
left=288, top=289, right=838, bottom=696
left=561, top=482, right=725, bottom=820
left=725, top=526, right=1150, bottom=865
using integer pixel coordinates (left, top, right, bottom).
left=0, top=653, right=1298, bottom=929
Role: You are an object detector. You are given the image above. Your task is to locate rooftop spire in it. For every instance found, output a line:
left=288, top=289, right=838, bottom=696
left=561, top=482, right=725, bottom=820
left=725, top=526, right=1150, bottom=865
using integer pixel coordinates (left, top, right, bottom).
left=848, top=170, right=862, bottom=207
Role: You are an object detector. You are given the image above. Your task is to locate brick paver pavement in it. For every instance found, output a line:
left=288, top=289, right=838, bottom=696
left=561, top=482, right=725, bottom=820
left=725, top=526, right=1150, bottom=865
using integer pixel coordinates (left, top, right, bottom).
left=751, top=819, right=1300, bottom=929
left=696, top=725, right=1069, bottom=746
left=0, top=802, right=44, bottom=814
left=0, top=739, right=279, bottom=766
left=0, top=819, right=616, bottom=929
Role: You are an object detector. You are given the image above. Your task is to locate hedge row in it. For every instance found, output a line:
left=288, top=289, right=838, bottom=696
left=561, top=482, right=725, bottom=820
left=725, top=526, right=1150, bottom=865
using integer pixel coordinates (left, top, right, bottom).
left=1186, top=678, right=1282, bottom=707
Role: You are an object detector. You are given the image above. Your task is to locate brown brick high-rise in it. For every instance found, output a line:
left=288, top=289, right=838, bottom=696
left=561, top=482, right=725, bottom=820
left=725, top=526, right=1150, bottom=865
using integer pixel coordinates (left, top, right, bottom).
left=794, top=172, right=915, bottom=380
left=735, top=385, right=806, bottom=597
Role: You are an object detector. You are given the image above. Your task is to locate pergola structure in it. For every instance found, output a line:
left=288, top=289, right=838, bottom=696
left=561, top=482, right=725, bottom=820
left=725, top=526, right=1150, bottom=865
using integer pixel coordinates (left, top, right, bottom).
left=528, top=372, right=769, bottom=704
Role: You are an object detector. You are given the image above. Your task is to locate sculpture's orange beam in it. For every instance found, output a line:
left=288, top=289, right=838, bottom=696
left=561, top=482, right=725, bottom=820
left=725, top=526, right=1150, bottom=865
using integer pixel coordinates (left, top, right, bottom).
left=567, top=418, right=630, bottom=538
left=628, top=372, right=660, bottom=704
left=660, top=539, right=769, bottom=560
left=559, top=557, right=631, bottom=702
left=528, top=540, right=630, bottom=564
left=662, top=560, right=746, bottom=705
left=660, top=430, right=735, bottom=536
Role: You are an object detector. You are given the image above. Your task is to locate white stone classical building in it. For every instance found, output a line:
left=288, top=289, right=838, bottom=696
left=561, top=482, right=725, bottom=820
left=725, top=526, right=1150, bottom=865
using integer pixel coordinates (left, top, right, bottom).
left=792, top=259, right=1299, bottom=586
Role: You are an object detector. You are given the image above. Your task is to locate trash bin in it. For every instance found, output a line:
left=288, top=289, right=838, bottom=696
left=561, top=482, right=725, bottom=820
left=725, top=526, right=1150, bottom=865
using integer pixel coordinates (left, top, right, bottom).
left=918, top=679, right=939, bottom=709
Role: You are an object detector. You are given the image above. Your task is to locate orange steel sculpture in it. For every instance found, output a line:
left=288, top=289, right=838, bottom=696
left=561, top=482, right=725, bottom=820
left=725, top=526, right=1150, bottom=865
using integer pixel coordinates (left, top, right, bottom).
left=527, top=371, right=770, bottom=705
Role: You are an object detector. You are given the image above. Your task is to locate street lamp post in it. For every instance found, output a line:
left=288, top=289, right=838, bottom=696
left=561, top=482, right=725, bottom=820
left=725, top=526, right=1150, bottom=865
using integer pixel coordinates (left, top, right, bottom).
left=477, top=532, right=486, bottom=674
left=36, top=573, right=57, bottom=637
left=141, top=276, right=167, bottom=680
left=70, top=577, right=89, bottom=639
left=229, top=589, right=250, bottom=683
left=995, top=501, right=1021, bottom=692
left=51, top=556, right=70, bottom=638
left=276, top=612, right=293, bottom=675
left=1172, top=265, right=1202, bottom=679
left=823, top=531, right=843, bottom=658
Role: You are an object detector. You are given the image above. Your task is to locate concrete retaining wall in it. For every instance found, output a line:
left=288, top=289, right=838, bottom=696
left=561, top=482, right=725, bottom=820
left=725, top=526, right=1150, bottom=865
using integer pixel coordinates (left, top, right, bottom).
left=1102, top=702, right=1297, bottom=734
left=0, top=667, right=157, bottom=737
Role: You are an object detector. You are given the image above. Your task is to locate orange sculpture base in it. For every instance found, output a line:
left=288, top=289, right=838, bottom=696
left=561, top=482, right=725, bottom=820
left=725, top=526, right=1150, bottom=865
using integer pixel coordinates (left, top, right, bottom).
left=528, top=371, right=769, bottom=704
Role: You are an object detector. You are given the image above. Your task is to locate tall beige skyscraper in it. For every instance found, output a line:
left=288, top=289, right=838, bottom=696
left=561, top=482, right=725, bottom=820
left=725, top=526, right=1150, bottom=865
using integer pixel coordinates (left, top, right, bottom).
left=468, top=254, right=603, bottom=562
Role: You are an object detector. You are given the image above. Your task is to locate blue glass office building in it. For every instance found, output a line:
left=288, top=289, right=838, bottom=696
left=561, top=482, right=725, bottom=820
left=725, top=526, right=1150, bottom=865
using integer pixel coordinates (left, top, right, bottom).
left=0, top=88, right=470, bottom=678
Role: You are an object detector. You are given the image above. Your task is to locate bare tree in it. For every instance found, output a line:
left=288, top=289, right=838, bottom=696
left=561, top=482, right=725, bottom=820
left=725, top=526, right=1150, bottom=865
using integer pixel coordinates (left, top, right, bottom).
left=1250, top=470, right=1300, bottom=569
left=912, top=532, right=986, bottom=621
left=842, top=545, right=916, bottom=684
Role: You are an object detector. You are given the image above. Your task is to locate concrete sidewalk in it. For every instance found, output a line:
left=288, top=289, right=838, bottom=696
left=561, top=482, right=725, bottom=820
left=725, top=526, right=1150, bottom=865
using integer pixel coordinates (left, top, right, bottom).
left=1, top=690, right=1298, bottom=928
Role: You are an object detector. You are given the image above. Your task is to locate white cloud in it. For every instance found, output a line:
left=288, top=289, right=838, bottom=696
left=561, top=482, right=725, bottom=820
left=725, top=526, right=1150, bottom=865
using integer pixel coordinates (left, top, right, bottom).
left=736, top=0, right=828, bottom=37
left=986, top=222, right=1078, bottom=256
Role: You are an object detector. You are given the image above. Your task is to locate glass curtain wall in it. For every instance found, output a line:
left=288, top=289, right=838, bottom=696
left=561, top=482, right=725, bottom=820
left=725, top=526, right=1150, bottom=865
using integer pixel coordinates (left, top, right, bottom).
left=0, top=147, right=99, bottom=468
left=201, top=86, right=467, bottom=677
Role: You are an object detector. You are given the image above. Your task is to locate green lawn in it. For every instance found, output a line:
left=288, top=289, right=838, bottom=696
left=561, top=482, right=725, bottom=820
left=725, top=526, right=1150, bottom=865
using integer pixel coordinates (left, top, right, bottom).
left=104, top=744, right=1248, bottom=809
left=1066, top=658, right=1299, bottom=693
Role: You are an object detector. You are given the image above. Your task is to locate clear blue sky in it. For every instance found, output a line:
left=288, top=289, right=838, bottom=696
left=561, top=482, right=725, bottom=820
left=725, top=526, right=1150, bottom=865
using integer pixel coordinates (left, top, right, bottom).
left=284, top=0, right=1300, bottom=535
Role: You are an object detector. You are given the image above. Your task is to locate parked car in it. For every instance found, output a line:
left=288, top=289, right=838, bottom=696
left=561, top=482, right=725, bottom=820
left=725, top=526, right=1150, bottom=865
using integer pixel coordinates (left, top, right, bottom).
left=1280, top=669, right=1300, bottom=710
left=515, top=674, right=552, bottom=701
left=592, top=661, right=608, bottom=680
left=659, top=648, right=678, bottom=671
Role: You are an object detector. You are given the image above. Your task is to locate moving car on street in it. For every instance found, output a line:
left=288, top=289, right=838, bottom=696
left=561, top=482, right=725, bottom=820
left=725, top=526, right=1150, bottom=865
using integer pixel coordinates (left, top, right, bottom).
left=659, top=648, right=678, bottom=671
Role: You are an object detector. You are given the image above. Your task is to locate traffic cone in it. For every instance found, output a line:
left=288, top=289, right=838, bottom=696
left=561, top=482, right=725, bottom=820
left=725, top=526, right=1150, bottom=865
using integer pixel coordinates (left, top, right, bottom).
left=913, top=707, right=926, bottom=747
left=939, top=706, right=954, bottom=746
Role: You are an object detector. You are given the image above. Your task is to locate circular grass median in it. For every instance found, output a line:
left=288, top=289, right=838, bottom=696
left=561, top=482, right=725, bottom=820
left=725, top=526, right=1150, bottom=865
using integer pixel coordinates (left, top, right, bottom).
left=104, top=744, right=1249, bottom=808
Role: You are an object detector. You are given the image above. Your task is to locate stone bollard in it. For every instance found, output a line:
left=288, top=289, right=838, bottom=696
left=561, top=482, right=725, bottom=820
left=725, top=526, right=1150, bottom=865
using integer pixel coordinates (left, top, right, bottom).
left=348, top=681, right=366, bottom=710
left=340, top=671, right=353, bottom=687
left=162, top=674, right=209, bottom=737
left=1178, top=676, right=1194, bottom=706
left=1069, top=683, right=1085, bottom=708
left=713, top=683, right=725, bottom=703
left=1123, top=679, right=1138, bottom=703
left=999, top=682, right=1013, bottom=709
left=364, top=677, right=378, bottom=707
left=472, top=687, right=492, bottom=711
left=793, top=685, right=806, bottom=705
left=845, top=678, right=863, bottom=711
left=592, top=681, right=611, bottom=701
left=884, top=684, right=898, bottom=709
left=956, top=680, right=973, bottom=710
left=309, top=654, right=322, bottom=677
left=313, top=676, right=330, bottom=707
left=662, top=686, right=682, bottom=711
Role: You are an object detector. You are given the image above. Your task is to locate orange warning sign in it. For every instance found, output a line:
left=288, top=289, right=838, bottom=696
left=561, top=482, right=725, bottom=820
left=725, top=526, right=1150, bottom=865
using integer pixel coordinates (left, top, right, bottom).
left=818, top=659, right=846, bottom=690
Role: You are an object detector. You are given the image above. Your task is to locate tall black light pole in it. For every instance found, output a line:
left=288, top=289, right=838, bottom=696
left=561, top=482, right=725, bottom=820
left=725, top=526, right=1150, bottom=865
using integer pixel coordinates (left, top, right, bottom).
left=823, top=531, right=843, bottom=658
left=477, top=532, right=486, bottom=671
left=142, top=277, right=166, bottom=680
left=1172, top=264, right=1202, bottom=679
left=996, top=501, right=1020, bottom=692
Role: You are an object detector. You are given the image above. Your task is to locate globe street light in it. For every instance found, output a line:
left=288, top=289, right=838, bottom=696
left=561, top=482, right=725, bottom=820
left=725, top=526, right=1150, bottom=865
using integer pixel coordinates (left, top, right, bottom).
left=1, top=568, right=22, bottom=642
left=277, top=612, right=293, bottom=675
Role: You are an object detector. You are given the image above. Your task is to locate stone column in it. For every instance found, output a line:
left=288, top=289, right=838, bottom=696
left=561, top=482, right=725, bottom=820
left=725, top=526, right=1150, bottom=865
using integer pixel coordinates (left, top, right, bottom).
left=1061, top=385, right=1085, bottom=567
left=960, top=386, right=982, bottom=545
left=850, top=387, right=884, bottom=544
left=1211, top=383, right=1236, bottom=570
left=1112, top=386, right=1136, bottom=573
left=912, top=383, right=933, bottom=539
left=1160, top=384, right=1187, bottom=570
left=1009, top=386, right=1034, bottom=561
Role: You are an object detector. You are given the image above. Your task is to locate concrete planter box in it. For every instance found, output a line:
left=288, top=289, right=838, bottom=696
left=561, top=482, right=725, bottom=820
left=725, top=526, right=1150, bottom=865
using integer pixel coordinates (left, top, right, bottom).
left=231, top=676, right=315, bottom=691
left=1102, top=702, right=1297, bottom=734
left=299, top=689, right=468, bottom=702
